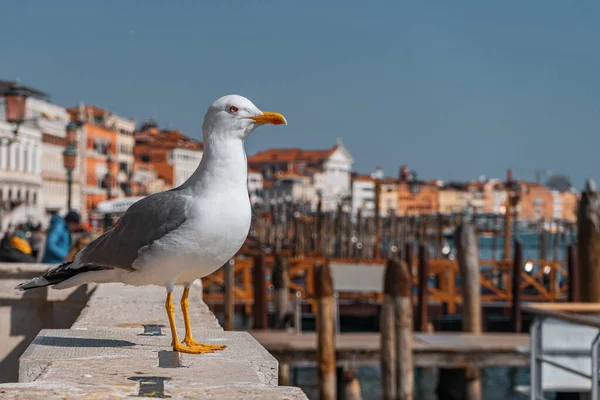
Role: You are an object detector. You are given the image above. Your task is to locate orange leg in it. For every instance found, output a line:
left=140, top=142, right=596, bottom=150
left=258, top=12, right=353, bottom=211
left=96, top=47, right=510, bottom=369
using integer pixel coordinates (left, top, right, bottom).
left=180, top=287, right=225, bottom=352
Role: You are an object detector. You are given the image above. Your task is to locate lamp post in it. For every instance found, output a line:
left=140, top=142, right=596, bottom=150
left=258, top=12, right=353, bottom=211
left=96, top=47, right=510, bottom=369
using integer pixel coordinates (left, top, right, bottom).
left=62, top=121, right=79, bottom=211
left=104, top=151, right=114, bottom=200
left=2, top=82, right=29, bottom=146
left=503, top=169, right=521, bottom=260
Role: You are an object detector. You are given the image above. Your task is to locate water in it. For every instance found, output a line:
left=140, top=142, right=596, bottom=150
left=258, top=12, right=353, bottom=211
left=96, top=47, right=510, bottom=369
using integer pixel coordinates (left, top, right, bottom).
left=293, top=366, right=531, bottom=399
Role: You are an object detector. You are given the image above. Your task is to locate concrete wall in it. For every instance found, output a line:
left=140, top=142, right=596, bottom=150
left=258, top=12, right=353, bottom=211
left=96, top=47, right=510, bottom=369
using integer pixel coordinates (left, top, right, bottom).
left=0, top=264, right=94, bottom=383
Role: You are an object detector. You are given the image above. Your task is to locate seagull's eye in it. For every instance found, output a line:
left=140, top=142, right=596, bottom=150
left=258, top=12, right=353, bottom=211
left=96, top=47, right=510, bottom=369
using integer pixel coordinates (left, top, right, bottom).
left=229, top=106, right=239, bottom=113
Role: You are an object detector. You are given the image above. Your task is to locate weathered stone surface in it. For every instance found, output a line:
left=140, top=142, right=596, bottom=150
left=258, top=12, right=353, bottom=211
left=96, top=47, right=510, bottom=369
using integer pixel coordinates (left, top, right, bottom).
left=0, top=381, right=308, bottom=399
left=73, top=282, right=222, bottom=332
left=20, top=328, right=278, bottom=385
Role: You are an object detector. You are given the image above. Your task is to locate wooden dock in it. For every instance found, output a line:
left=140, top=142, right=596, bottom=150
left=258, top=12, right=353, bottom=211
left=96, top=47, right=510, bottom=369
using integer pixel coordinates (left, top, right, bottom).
left=250, top=331, right=530, bottom=368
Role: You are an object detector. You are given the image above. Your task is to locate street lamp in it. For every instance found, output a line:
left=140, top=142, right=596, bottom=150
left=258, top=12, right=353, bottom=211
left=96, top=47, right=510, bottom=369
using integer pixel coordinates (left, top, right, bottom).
left=2, top=82, right=29, bottom=145
left=104, top=151, right=114, bottom=200
left=62, top=121, right=79, bottom=211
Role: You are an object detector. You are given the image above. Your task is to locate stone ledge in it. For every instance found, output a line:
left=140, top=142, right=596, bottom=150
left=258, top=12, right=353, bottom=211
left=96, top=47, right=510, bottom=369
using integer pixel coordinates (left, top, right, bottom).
left=0, top=381, right=308, bottom=399
left=5, top=281, right=307, bottom=399
left=20, top=328, right=277, bottom=385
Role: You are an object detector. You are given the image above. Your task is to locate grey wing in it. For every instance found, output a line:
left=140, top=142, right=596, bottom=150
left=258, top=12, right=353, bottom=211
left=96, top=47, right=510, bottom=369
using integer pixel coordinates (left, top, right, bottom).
left=75, top=191, right=193, bottom=271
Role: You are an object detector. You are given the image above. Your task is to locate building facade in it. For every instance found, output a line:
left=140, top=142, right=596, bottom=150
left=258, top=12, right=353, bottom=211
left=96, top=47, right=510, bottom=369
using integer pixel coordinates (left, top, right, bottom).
left=0, top=82, right=48, bottom=211
left=0, top=121, right=42, bottom=209
left=26, top=97, right=83, bottom=214
left=134, top=123, right=203, bottom=190
left=248, top=141, right=353, bottom=211
left=350, top=174, right=376, bottom=217
left=437, top=183, right=471, bottom=214
left=69, top=105, right=134, bottom=212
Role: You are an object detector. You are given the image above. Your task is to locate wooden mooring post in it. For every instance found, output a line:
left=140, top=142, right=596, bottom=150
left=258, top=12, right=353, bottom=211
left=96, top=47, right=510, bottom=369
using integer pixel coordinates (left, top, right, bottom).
left=273, top=255, right=291, bottom=329
left=381, top=259, right=397, bottom=400
left=512, top=240, right=523, bottom=333
left=252, top=253, right=268, bottom=330
left=417, top=244, right=429, bottom=332
left=224, top=259, right=234, bottom=331
left=438, top=220, right=481, bottom=400
left=568, top=243, right=580, bottom=302
left=392, top=258, right=413, bottom=400
left=316, top=262, right=336, bottom=400
left=577, top=179, right=600, bottom=303
left=273, top=255, right=291, bottom=386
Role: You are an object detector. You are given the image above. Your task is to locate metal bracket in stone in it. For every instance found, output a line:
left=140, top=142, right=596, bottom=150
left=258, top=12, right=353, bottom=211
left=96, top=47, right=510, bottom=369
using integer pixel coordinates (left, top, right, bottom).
left=128, top=376, right=172, bottom=398
left=158, top=350, right=182, bottom=368
left=140, top=324, right=165, bottom=336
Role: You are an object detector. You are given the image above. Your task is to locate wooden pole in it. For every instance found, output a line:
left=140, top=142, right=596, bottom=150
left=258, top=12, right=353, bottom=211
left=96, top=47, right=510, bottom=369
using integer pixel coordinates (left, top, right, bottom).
left=224, top=259, right=234, bottom=331
left=375, top=179, right=382, bottom=259
left=504, top=169, right=513, bottom=260
left=436, top=213, right=444, bottom=258
left=404, top=242, right=413, bottom=280
left=577, top=181, right=600, bottom=303
left=451, top=220, right=481, bottom=400
left=279, top=363, right=290, bottom=386
left=417, top=244, right=429, bottom=332
left=252, top=253, right=268, bottom=330
left=316, top=194, right=323, bottom=254
left=391, top=258, right=413, bottom=400
left=568, top=243, right=580, bottom=303
left=335, top=202, right=343, bottom=258
left=316, top=262, right=336, bottom=400
left=511, top=240, right=523, bottom=333
left=492, top=214, right=498, bottom=260
left=273, top=255, right=290, bottom=329
left=381, top=259, right=397, bottom=400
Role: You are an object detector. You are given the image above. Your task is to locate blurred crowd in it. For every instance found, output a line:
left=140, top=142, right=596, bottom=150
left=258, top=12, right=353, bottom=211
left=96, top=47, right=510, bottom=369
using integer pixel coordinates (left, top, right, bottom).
left=0, top=210, right=92, bottom=265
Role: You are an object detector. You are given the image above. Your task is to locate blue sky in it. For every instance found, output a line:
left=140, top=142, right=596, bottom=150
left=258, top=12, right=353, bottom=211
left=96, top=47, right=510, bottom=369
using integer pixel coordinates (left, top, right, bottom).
left=2, top=1, right=598, bottom=187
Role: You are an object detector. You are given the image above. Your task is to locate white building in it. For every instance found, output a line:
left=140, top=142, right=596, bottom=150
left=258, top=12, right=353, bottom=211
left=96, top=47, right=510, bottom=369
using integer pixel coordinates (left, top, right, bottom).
left=262, top=171, right=316, bottom=208
left=0, top=83, right=53, bottom=212
left=248, top=139, right=353, bottom=211
left=28, top=97, right=83, bottom=213
left=551, top=190, right=563, bottom=220
left=248, top=168, right=264, bottom=205
left=170, top=147, right=203, bottom=188
left=350, top=175, right=376, bottom=217
left=111, top=114, right=136, bottom=196
left=0, top=120, right=42, bottom=209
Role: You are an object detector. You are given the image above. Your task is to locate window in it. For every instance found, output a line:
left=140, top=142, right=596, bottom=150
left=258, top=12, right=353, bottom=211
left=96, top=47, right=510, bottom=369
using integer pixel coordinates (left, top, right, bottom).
left=119, top=162, right=129, bottom=173
left=93, top=139, right=111, bottom=155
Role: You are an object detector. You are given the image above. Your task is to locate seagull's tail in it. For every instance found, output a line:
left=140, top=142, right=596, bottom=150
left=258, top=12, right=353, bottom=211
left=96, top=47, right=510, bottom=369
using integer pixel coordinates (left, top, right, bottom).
left=15, top=261, right=73, bottom=291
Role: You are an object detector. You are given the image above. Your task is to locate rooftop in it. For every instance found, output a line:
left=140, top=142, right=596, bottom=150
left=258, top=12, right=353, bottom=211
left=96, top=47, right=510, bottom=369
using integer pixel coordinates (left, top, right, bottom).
left=135, top=127, right=203, bottom=152
left=248, top=145, right=339, bottom=164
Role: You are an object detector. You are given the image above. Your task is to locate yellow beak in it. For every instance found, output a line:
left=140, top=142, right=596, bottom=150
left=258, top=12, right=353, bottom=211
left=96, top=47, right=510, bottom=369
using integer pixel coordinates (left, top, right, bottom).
left=251, top=112, right=287, bottom=126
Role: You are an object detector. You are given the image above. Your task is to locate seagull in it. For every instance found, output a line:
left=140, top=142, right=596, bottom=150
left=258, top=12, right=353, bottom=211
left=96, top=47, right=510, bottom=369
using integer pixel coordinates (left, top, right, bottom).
left=16, top=95, right=287, bottom=354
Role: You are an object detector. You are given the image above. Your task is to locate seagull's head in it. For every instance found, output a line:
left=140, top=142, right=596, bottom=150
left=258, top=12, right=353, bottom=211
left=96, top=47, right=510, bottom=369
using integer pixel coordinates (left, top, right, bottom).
left=202, top=94, right=287, bottom=141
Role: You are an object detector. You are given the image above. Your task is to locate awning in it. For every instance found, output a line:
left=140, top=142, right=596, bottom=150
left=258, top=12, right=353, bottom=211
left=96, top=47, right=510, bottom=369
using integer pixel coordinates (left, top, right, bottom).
left=95, top=196, right=145, bottom=214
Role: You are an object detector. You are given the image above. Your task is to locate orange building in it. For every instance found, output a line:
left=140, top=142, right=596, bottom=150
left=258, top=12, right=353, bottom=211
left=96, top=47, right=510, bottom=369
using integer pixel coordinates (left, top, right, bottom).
left=68, top=105, right=135, bottom=212
left=516, top=182, right=554, bottom=220
left=134, top=121, right=203, bottom=189
left=396, top=181, right=438, bottom=215
left=560, top=191, right=578, bottom=222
